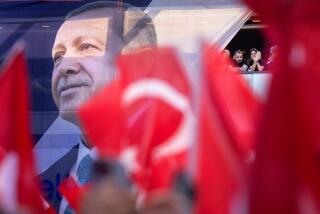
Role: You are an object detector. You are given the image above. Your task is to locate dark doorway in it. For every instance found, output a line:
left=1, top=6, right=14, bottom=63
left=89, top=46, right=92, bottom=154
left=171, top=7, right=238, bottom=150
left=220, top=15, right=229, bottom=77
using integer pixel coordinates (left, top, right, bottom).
left=226, top=14, right=268, bottom=61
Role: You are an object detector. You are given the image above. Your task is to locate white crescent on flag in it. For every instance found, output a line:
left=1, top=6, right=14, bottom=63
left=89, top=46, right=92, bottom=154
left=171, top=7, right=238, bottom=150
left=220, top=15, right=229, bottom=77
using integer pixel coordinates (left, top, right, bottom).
left=122, top=78, right=194, bottom=164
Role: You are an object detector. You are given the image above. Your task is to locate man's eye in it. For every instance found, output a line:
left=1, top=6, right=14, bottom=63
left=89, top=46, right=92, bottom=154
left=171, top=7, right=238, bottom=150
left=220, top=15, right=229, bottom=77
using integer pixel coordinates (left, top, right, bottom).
left=53, top=54, right=63, bottom=65
left=79, top=43, right=98, bottom=52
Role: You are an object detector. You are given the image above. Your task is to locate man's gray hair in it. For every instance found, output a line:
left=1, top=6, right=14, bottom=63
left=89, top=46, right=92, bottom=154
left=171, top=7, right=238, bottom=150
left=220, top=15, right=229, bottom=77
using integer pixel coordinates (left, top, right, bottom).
left=65, top=1, right=157, bottom=54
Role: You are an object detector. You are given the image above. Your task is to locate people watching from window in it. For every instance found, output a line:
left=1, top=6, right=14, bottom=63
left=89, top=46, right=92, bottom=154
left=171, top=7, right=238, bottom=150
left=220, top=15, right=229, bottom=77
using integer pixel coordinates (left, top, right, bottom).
left=247, top=48, right=265, bottom=72
left=232, top=50, right=248, bottom=72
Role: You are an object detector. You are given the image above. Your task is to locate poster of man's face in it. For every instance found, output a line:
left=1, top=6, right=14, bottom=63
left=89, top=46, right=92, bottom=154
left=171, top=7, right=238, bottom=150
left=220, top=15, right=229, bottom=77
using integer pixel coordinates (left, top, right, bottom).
left=0, top=0, right=155, bottom=141
left=51, top=16, right=113, bottom=123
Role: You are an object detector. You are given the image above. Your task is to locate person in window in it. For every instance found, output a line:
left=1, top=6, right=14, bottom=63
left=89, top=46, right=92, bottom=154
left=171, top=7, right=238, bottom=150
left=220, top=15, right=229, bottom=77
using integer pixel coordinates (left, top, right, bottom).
left=247, top=48, right=265, bottom=72
left=232, top=50, right=248, bottom=72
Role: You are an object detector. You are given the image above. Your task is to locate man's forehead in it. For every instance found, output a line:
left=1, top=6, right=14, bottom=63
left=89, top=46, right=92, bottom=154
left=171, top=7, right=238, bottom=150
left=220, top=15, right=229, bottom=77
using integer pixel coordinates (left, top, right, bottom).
left=67, top=7, right=117, bottom=21
left=53, top=17, right=110, bottom=56
left=59, top=17, right=109, bottom=31
left=54, top=17, right=110, bottom=44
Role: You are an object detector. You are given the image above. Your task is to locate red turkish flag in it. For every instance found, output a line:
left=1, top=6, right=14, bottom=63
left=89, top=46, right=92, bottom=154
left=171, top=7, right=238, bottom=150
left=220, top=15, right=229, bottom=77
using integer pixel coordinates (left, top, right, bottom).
left=59, top=177, right=90, bottom=212
left=250, top=54, right=320, bottom=214
left=239, top=0, right=320, bottom=213
left=79, top=48, right=193, bottom=201
left=204, top=45, right=261, bottom=164
left=0, top=45, right=49, bottom=213
left=196, top=90, right=244, bottom=214
left=195, top=45, right=259, bottom=214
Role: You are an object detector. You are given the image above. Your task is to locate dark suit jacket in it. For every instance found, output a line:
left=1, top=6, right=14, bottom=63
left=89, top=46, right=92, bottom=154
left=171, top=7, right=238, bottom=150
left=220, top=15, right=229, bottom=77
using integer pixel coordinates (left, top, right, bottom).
left=39, top=144, right=79, bottom=211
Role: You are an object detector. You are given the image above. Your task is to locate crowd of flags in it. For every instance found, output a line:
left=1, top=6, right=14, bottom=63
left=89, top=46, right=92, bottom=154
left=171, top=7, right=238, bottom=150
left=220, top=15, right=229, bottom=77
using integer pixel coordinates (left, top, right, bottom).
left=0, top=44, right=54, bottom=214
left=1, top=0, right=320, bottom=213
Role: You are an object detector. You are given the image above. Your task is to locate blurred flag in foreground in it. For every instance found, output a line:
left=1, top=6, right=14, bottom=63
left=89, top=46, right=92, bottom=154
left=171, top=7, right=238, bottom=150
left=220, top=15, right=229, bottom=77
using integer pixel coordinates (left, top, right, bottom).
left=75, top=45, right=261, bottom=213
left=250, top=51, right=320, bottom=214
left=240, top=0, right=320, bottom=213
left=204, top=45, right=261, bottom=165
left=195, top=45, right=260, bottom=214
left=76, top=44, right=261, bottom=214
left=59, top=177, right=90, bottom=212
left=0, top=45, right=52, bottom=213
left=79, top=48, right=194, bottom=202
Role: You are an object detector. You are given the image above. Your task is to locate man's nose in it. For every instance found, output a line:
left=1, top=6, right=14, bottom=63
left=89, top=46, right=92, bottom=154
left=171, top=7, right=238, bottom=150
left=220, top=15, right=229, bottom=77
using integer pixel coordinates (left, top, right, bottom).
left=57, top=56, right=81, bottom=76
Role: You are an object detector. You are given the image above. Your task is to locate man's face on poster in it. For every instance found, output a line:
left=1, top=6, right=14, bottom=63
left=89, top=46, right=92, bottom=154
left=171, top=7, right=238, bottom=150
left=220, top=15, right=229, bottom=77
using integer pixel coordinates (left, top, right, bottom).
left=51, top=17, right=115, bottom=122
